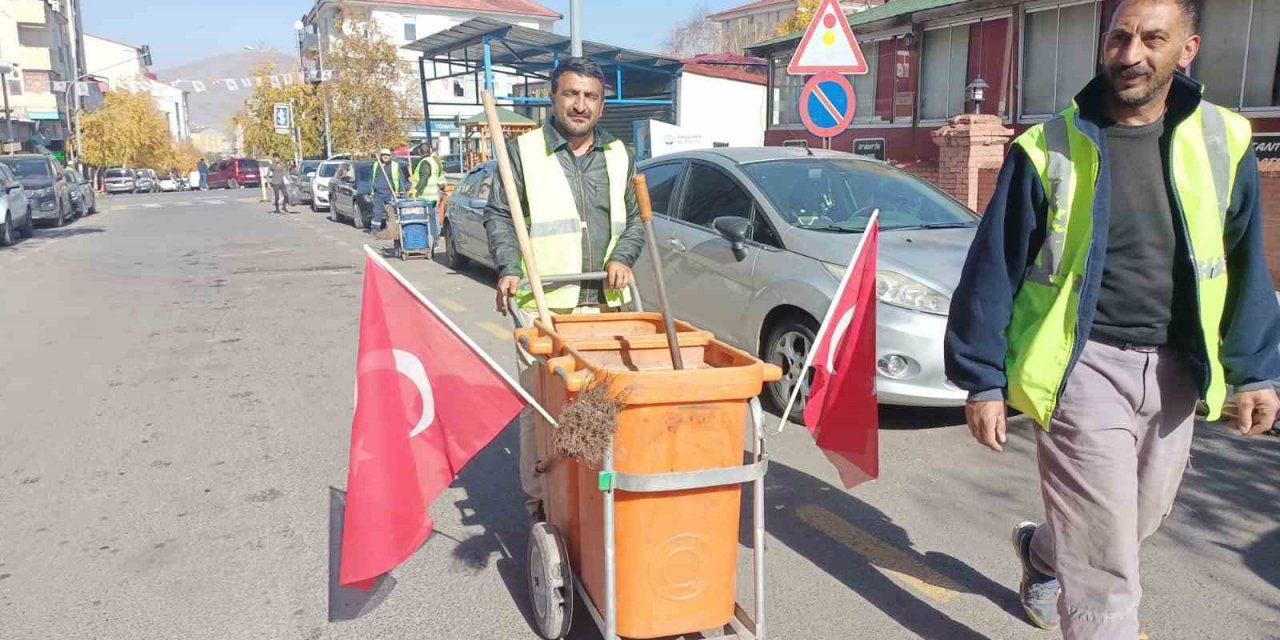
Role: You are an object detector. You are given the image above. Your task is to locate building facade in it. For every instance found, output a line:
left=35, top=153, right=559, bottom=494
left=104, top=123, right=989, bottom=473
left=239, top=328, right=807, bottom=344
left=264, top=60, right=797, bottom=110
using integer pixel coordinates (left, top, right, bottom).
left=749, top=0, right=1280, bottom=277
left=301, top=0, right=560, bottom=153
left=83, top=33, right=189, bottom=141
left=0, top=0, right=77, bottom=152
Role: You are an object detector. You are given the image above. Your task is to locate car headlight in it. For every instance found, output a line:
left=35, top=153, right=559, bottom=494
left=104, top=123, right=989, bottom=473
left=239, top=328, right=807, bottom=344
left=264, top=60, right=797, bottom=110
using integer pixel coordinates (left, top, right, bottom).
left=36, top=187, right=53, bottom=198
left=875, top=270, right=950, bottom=315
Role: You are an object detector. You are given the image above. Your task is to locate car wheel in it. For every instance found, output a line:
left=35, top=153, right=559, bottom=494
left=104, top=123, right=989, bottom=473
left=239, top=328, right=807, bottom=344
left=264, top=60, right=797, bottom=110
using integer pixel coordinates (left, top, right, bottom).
left=228, top=179, right=238, bottom=190
left=88, top=198, right=97, bottom=215
left=351, top=205, right=364, bottom=230
left=444, top=222, right=468, bottom=269
left=20, top=207, right=34, bottom=238
left=311, top=199, right=318, bottom=212
left=52, top=203, right=67, bottom=228
left=0, top=211, right=13, bottom=246
left=763, top=313, right=819, bottom=423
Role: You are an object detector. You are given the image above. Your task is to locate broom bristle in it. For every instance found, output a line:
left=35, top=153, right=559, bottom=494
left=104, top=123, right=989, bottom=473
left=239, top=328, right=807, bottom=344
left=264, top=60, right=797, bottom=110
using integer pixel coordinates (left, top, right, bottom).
left=554, top=375, right=628, bottom=467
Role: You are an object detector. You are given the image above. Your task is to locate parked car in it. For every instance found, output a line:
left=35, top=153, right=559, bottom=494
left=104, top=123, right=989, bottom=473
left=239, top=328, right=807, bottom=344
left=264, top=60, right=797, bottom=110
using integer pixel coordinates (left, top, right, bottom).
left=0, top=163, right=33, bottom=246
left=440, top=161, right=497, bottom=270
left=64, top=169, right=96, bottom=216
left=309, top=160, right=344, bottom=212
left=102, top=167, right=137, bottom=194
left=328, top=161, right=375, bottom=228
left=0, top=154, right=73, bottom=228
left=157, top=173, right=180, bottom=192
left=296, top=159, right=321, bottom=204
left=134, top=169, right=158, bottom=193
left=207, top=158, right=261, bottom=189
left=628, top=148, right=979, bottom=417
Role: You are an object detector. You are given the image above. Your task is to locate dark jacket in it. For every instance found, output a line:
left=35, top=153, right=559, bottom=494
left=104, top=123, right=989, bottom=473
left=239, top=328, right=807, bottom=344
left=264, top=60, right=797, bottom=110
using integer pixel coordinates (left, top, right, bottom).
left=483, top=120, right=646, bottom=306
left=371, top=160, right=407, bottom=199
left=945, top=73, right=1280, bottom=402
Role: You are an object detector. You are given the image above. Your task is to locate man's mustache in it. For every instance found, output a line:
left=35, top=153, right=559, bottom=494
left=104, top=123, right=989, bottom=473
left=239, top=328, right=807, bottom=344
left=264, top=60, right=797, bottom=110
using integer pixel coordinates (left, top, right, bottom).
left=1110, top=64, right=1152, bottom=80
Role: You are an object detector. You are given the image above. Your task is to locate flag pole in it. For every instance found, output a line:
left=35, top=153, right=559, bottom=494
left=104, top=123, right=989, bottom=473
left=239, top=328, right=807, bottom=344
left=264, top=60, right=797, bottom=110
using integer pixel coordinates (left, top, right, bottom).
left=775, top=209, right=879, bottom=433
left=362, top=245, right=559, bottom=426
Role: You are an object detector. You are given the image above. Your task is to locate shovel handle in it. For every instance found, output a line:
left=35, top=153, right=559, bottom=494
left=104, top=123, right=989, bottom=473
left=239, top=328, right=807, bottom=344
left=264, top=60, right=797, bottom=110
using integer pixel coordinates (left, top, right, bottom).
left=633, top=174, right=653, bottom=222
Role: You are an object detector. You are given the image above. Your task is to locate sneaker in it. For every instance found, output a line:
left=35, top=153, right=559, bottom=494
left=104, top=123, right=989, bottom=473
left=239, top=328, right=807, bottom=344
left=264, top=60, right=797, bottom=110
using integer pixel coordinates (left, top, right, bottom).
left=1012, top=521, right=1060, bottom=630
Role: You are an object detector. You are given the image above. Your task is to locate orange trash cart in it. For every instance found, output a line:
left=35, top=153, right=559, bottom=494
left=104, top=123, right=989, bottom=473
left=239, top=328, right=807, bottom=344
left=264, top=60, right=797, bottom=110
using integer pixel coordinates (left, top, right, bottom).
left=510, top=274, right=780, bottom=640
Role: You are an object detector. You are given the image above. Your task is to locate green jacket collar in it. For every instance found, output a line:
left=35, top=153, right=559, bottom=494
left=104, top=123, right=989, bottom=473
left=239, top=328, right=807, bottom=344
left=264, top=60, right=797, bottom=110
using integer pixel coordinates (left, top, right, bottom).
left=542, top=119, right=617, bottom=156
left=1070, top=71, right=1204, bottom=137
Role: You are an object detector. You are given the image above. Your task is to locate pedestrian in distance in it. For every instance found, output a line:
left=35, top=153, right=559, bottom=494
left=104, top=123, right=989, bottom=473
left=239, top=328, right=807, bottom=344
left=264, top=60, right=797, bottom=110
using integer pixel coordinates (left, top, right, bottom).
left=944, top=1, right=1280, bottom=638
left=270, top=159, right=292, bottom=214
left=484, top=56, right=646, bottom=521
left=409, top=141, right=444, bottom=252
left=197, top=158, right=208, bottom=191
left=370, top=149, right=407, bottom=238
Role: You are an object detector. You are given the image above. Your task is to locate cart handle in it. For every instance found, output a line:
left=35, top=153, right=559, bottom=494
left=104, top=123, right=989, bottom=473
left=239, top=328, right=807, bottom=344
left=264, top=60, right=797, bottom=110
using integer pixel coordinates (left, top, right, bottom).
left=508, top=272, right=644, bottom=329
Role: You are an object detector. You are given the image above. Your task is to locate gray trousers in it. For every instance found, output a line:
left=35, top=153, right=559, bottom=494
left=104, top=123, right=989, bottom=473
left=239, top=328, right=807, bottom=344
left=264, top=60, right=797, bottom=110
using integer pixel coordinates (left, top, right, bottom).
left=1029, top=340, right=1197, bottom=639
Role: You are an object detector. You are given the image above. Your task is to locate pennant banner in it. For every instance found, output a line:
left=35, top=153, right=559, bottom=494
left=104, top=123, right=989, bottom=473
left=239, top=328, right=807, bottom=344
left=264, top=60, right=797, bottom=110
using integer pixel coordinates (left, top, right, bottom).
left=164, top=72, right=314, bottom=93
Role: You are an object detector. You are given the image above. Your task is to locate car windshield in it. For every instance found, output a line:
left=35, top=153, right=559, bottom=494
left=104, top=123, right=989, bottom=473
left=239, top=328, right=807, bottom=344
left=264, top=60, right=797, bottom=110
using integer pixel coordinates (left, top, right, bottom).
left=354, top=163, right=373, bottom=182
left=300, top=161, right=320, bottom=174
left=741, top=158, right=978, bottom=232
left=238, top=159, right=259, bottom=169
left=0, top=158, right=51, bottom=178
left=104, top=168, right=130, bottom=178
left=317, top=163, right=339, bottom=178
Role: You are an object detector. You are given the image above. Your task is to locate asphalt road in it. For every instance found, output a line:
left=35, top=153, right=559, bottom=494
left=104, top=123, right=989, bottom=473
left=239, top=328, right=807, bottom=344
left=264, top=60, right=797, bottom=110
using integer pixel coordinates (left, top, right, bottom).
left=1, top=190, right=1276, bottom=640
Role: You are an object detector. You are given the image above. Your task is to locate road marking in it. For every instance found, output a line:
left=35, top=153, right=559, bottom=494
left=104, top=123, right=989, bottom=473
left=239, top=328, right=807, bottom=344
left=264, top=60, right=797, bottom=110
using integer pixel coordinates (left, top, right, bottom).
left=206, top=199, right=226, bottom=205
left=143, top=203, right=161, bottom=208
left=439, top=298, right=466, bottom=313
left=797, top=504, right=962, bottom=603
left=478, top=321, right=512, bottom=340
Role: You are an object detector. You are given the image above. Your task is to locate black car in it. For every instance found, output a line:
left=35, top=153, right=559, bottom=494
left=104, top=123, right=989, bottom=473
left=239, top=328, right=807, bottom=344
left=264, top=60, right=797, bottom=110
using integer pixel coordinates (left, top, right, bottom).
left=329, top=160, right=409, bottom=229
left=0, top=155, right=73, bottom=227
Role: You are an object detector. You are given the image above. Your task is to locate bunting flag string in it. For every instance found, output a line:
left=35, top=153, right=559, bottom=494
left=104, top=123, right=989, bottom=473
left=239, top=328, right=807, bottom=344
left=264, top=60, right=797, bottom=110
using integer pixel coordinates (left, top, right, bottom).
left=158, top=71, right=321, bottom=94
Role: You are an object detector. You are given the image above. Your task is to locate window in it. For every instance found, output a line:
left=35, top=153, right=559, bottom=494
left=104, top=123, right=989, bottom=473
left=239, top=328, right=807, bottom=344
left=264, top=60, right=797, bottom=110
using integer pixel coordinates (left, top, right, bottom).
left=639, top=162, right=683, bottom=217
left=403, top=20, right=417, bottom=43
left=17, top=23, right=49, bottom=48
left=473, top=170, right=493, bottom=200
left=852, top=41, right=882, bottom=124
left=453, top=81, right=465, bottom=97
left=919, top=23, right=971, bottom=121
left=679, top=164, right=754, bottom=229
left=750, top=207, right=781, bottom=247
left=770, top=57, right=804, bottom=126
left=1195, top=0, right=1280, bottom=110
left=5, top=71, right=21, bottom=96
left=1022, top=2, right=1100, bottom=118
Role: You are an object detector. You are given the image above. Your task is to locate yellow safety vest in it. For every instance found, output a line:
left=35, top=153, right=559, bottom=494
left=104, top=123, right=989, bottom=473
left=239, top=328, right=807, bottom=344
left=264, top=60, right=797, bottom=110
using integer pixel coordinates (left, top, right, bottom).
left=372, top=160, right=402, bottom=192
left=412, top=156, right=443, bottom=202
left=1007, top=100, right=1252, bottom=427
left=514, top=128, right=631, bottom=310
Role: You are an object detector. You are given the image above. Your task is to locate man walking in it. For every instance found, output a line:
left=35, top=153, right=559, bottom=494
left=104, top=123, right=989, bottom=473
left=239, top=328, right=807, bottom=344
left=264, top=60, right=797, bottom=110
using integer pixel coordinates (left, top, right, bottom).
left=944, top=1, right=1280, bottom=637
left=484, top=57, right=645, bottom=520
left=410, top=142, right=443, bottom=251
left=197, top=158, right=208, bottom=191
left=370, top=149, right=405, bottom=236
left=270, top=159, right=292, bottom=214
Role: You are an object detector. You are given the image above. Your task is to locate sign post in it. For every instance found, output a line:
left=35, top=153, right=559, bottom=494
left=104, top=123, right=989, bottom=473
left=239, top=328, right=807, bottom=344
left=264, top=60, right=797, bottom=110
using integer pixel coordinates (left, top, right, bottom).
left=787, top=0, right=870, bottom=142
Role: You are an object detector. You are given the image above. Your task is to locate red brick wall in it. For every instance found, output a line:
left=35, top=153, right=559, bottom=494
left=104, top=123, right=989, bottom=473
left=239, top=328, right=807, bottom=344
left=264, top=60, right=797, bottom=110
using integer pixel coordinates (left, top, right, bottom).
left=1261, top=162, right=1280, bottom=285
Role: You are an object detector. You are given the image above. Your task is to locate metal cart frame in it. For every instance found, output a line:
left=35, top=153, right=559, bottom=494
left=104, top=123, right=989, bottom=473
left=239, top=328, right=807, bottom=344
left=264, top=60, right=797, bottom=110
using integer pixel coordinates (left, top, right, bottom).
left=511, top=274, right=769, bottom=640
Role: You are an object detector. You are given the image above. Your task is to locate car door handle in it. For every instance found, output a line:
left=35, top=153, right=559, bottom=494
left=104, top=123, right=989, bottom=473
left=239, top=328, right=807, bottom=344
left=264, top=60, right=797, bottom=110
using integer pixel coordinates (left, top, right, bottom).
left=667, top=237, right=686, bottom=251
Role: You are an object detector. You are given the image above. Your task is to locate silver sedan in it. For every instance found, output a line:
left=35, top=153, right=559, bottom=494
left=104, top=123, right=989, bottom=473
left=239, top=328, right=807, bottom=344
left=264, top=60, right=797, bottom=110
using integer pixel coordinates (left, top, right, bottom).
left=635, top=147, right=976, bottom=419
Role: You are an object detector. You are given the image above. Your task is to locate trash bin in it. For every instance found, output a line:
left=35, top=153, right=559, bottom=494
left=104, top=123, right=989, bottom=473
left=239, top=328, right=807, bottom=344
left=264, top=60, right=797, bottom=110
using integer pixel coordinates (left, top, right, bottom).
left=394, top=199, right=431, bottom=251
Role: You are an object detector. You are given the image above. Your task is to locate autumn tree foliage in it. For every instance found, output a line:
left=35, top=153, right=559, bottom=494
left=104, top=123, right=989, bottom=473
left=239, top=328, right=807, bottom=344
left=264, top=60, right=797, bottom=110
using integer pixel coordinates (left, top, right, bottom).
left=232, top=61, right=326, bottom=161
left=324, top=2, right=412, bottom=155
left=78, top=91, right=174, bottom=169
left=776, top=0, right=823, bottom=36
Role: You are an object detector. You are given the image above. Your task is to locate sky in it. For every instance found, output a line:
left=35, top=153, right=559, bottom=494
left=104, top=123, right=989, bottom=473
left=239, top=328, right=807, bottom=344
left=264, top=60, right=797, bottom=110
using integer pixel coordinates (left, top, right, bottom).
left=80, top=0, right=750, bottom=70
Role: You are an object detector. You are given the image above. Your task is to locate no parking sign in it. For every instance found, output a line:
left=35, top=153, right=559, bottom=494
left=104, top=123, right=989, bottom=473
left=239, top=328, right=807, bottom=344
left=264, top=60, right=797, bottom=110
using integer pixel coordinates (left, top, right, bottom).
left=799, top=72, right=855, bottom=138
left=788, top=0, right=869, bottom=140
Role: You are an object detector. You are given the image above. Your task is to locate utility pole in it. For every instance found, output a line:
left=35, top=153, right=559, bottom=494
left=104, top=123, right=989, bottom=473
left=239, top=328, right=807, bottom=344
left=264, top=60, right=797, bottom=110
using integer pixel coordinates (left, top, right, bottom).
left=570, top=0, right=582, bottom=57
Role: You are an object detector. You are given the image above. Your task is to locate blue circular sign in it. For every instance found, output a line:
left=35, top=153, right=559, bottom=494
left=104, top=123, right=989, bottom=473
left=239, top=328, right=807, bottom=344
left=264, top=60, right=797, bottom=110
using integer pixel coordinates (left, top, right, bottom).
left=799, top=72, right=856, bottom=138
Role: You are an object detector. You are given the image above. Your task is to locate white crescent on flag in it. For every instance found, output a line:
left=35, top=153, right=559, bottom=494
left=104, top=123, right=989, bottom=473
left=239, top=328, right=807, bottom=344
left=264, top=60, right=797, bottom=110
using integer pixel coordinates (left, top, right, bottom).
left=354, top=348, right=436, bottom=438
left=826, top=304, right=856, bottom=372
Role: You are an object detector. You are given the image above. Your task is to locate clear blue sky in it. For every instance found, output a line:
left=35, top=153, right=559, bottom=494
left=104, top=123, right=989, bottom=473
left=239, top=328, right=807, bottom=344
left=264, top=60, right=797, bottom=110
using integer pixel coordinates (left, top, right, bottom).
left=81, top=0, right=748, bottom=70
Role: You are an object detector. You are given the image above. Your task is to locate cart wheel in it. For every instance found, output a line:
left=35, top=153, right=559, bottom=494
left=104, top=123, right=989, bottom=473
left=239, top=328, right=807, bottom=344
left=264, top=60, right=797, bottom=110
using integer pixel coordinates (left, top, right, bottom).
left=527, top=522, right=574, bottom=640
left=394, top=239, right=403, bottom=260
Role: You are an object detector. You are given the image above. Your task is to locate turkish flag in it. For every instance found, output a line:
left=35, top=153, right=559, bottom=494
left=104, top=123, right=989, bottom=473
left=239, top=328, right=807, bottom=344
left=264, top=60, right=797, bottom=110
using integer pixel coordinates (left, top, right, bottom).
left=803, top=218, right=879, bottom=488
left=340, top=253, right=525, bottom=589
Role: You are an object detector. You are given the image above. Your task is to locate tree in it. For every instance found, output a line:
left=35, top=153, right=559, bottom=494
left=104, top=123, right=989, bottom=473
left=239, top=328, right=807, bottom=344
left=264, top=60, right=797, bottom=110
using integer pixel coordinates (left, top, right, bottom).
left=776, top=0, right=822, bottom=36
left=324, top=2, right=413, bottom=155
left=660, top=3, right=733, bottom=59
left=171, top=139, right=204, bottom=173
left=231, top=60, right=326, bottom=161
left=78, top=90, right=173, bottom=168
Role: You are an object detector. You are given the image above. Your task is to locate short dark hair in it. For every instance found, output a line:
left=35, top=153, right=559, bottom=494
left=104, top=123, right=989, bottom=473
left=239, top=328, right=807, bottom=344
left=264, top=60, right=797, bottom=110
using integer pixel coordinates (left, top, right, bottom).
left=551, top=57, right=605, bottom=94
left=1114, top=0, right=1200, bottom=34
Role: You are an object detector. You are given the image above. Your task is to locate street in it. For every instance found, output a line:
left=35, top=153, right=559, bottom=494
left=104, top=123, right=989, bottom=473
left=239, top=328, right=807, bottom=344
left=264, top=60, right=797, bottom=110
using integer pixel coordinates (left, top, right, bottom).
left=1, top=191, right=1276, bottom=640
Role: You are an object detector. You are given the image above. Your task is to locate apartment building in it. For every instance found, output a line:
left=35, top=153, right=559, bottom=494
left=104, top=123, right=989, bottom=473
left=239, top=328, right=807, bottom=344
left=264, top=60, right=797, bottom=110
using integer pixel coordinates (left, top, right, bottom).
left=0, top=0, right=76, bottom=151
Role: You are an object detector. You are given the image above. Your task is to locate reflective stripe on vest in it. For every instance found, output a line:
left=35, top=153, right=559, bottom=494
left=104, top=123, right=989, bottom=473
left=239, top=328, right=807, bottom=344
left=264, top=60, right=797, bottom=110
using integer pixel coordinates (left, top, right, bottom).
left=1008, top=101, right=1251, bottom=427
left=514, top=127, right=630, bottom=310
left=373, top=161, right=401, bottom=192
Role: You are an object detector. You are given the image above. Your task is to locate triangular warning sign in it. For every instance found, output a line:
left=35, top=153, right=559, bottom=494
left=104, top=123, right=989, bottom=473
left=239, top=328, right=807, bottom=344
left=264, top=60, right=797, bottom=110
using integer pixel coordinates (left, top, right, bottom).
left=787, top=0, right=869, bottom=75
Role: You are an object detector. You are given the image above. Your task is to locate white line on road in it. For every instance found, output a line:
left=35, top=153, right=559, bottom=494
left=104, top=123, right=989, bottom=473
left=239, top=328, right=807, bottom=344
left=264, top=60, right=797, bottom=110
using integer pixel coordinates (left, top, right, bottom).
left=143, top=203, right=161, bottom=209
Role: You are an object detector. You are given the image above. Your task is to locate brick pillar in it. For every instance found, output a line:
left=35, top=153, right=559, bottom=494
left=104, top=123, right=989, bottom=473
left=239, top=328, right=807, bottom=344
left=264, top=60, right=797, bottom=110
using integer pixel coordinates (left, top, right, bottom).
left=1259, top=161, right=1280, bottom=285
left=931, top=114, right=1014, bottom=212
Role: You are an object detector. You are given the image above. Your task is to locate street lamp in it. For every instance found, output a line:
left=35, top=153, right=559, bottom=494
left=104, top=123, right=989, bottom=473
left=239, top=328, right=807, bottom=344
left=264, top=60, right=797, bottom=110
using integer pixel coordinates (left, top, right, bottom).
left=0, top=60, right=14, bottom=151
left=966, top=76, right=990, bottom=115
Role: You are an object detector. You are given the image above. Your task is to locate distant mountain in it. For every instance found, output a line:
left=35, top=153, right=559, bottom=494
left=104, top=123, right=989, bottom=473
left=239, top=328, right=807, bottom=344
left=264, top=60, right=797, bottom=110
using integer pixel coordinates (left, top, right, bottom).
left=156, top=50, right=295, bottom=136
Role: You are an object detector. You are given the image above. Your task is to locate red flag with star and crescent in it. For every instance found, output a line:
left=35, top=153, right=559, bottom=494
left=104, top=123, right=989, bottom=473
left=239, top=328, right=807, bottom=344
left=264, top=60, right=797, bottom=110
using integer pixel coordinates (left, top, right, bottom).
left=340, top=250, right=527, bottom=589
left=802, top=217, right=879, bottom=488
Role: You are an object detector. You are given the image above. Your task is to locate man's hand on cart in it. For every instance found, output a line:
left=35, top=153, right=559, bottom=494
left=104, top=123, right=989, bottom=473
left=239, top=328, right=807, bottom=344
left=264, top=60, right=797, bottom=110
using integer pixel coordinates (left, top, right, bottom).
left=496, top=275, right=521, bottom=316
left=605, top=261, right=634, bottom=291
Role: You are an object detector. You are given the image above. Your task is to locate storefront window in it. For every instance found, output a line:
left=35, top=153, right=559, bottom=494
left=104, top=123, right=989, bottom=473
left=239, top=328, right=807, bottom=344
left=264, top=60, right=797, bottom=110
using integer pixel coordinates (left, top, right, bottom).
left=771, top=56, right=804, bottom=126
left=1021, top=1, right=1100, bottom=118
left=852, top=43, right=882, bottom=124
left=1195, top=0, right=1280, bottom=110
left=919, top=24, right=971, bottom=121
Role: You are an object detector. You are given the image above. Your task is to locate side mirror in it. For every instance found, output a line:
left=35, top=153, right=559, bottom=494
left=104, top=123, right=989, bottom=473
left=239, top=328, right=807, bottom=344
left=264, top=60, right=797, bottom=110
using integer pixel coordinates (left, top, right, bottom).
left=713, top=216, right=753, bottom=262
